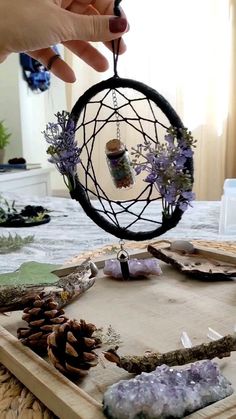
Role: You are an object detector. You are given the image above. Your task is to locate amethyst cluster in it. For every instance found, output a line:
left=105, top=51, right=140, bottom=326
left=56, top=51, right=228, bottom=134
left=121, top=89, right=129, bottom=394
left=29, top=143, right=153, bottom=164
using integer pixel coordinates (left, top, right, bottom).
left=103, top=360, right=233, bottom=419
left=103, top=258, right=162, bottom=279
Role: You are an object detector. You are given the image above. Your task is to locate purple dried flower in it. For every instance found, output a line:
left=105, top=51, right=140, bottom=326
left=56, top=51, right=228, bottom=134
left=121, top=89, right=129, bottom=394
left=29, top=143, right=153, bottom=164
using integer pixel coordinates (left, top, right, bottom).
left=179, top=201, right=189, bottom=212
left=43, top=111, right=81, bottom=189
left=145, top=172, right=157, bottom=183
left=164, top=134, right=175, bottom=148
left=132, top=126, right=196, bottom=217
left=175, top=154, right=187, bottom=168
left=182, top=148, right=193, bottom=158
left=182, top=191, right=196, bottom=201
left=135, top=166, right=143, bottom=175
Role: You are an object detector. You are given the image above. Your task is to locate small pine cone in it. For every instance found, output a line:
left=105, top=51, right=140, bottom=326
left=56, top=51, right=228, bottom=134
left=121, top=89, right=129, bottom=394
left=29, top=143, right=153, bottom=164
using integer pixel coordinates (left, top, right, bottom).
left=17, top=295, right=68, bottom=355
left=47, top=319, right=100, bottom=378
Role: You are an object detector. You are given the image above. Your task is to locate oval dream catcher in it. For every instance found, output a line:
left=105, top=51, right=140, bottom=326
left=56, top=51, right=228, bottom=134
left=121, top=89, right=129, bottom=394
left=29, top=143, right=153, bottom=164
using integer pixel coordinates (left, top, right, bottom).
left=44, top=0, right=195, bottom=280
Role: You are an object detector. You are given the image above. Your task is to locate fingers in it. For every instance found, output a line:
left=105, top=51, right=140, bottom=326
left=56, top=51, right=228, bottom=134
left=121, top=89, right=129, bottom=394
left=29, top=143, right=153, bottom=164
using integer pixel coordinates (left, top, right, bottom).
left=66, top=0, right=97, bottom=14
left=66, top=1, right=109, bottom=71
left=64, top=40, right=109, bottom=72
left=61, top=10, right=128, bottom=42
left=66, top=1, right=127, bottom=54
left=28, top=48, right=76, bottom=83
left=93, top=0, right=123, bottom=16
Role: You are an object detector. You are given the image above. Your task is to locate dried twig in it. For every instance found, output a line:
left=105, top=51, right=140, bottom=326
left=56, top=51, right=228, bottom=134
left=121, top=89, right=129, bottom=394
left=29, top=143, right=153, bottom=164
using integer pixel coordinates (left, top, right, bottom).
left=104, top=334, right=235, bottom=374
left=0, top=265, right=95, bottom=313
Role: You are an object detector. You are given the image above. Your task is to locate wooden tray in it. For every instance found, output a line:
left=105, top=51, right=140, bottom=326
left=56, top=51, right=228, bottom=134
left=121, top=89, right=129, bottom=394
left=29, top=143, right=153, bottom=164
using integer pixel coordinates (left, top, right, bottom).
left=2, top=244, right=236, bottom=418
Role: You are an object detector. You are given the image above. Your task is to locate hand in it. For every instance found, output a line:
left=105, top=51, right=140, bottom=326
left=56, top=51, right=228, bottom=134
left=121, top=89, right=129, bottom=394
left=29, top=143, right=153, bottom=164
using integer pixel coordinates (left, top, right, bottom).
left=0, top=0, right=128, bottom=82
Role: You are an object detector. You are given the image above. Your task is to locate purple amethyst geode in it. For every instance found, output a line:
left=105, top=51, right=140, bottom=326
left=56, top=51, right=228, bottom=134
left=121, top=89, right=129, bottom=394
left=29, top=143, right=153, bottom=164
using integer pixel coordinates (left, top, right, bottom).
left=103, top=360, right=233, bottom=418
left=103, top=258, right=162, bottom=279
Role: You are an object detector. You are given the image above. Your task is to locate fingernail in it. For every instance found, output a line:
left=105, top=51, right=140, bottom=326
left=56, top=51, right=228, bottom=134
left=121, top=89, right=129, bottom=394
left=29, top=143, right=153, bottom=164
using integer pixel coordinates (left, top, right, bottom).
left=109, top=17, right=128, bottom=33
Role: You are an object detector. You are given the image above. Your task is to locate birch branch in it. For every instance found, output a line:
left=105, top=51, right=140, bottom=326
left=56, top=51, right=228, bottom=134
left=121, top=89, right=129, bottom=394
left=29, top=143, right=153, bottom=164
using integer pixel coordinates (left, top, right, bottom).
left=0, top=265, right=96, bottom=313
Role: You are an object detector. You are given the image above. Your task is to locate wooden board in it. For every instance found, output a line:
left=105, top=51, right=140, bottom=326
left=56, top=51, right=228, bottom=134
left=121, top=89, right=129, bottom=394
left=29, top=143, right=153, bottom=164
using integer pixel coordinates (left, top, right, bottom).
left=0, top=326, right=103, bottom=419
left=2, top=244, right=236, bottom=418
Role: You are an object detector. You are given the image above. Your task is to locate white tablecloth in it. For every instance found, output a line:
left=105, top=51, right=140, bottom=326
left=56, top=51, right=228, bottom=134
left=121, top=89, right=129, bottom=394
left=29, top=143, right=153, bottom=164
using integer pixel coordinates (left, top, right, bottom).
left=0, top=193, right=232, bottom=273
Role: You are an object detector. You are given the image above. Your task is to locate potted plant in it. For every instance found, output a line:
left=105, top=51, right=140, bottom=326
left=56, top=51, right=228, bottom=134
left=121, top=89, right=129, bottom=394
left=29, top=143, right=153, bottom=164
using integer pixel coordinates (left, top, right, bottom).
left=0, top=121, right=11, bottom=164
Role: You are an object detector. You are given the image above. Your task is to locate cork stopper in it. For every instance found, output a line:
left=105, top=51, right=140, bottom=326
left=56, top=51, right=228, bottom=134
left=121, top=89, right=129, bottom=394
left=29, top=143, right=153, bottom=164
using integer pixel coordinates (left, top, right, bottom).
left=106, top=139, right=125, bottom=156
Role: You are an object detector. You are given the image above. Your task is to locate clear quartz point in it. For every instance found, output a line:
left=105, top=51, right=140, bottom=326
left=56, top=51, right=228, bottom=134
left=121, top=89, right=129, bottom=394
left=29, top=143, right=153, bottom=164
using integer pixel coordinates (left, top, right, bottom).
left=180, top=331, right=193, bottom=348
left=207, top=327, right=223, bottom=341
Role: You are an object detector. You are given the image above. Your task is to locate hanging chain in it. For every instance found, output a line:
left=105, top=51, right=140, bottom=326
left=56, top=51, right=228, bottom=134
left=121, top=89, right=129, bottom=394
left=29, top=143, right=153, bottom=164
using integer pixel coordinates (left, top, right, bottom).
left=112, top=88, right=120, bottom=141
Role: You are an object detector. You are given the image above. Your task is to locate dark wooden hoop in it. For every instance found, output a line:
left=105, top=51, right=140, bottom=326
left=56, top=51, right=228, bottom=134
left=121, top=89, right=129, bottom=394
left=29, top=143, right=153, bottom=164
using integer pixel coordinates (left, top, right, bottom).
left=69, top=76, right=194, bottom=241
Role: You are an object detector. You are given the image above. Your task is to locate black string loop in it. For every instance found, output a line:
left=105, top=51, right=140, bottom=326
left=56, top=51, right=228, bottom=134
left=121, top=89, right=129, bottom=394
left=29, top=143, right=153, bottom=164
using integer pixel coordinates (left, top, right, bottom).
left=112, top=0, right=122, bottom=77
left=114, top=0, right=122, bottom=17
left=112, top=39, right=121, bottom=77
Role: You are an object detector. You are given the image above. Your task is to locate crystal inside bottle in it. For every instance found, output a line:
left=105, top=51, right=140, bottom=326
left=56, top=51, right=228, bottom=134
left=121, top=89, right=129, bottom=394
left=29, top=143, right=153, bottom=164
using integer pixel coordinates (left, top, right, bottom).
left=105, top=139, right=135, bottom=189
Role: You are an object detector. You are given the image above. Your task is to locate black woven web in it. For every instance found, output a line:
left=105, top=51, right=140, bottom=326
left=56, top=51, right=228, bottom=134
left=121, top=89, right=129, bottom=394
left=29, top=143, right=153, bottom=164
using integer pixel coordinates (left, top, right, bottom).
left=73, top=86, right=171, bottom=233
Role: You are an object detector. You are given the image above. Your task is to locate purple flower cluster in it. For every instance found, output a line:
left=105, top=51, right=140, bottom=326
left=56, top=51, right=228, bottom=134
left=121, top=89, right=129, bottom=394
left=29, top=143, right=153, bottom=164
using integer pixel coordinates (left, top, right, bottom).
left=132, top=127, right=196, bottom=217
left=43, top=111, right=81, bottom=183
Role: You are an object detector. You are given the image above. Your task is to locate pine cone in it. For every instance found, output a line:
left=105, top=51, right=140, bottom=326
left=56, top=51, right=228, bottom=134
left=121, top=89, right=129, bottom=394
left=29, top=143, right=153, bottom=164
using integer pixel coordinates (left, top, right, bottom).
left=47, top=319, right=100, bottom=377
left=17, top=295, right=68, bottom=355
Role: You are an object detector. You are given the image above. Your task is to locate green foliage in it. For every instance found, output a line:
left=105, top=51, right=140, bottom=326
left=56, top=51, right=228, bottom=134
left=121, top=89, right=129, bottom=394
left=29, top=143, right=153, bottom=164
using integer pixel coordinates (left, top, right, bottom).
left=0, top=197, right=16, bottom=222
left=0, top=196, right=50, bottom=225
left=26, top=212, right=47, bottom=223
left=0, top=121, right=11, bottom=149
left=0, top=261, right=61, bottom=286
left=0, top=233, right=34, bottom=253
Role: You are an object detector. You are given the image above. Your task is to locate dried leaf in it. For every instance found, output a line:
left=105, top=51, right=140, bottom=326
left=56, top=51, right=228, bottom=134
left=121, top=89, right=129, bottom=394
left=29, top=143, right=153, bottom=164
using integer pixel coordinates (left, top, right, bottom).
left=0, top=262, right=60, bottom=286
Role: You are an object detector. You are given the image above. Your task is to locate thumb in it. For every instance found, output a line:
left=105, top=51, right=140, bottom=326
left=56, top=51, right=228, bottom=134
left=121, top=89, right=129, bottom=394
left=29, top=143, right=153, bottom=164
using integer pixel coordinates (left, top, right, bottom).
left=62, top=12, right=128, bottom=42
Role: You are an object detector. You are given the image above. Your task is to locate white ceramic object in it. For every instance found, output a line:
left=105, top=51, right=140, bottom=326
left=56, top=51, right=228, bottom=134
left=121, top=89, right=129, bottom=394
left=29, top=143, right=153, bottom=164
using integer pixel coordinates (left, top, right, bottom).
left=219, top=179, right=236, bottom=235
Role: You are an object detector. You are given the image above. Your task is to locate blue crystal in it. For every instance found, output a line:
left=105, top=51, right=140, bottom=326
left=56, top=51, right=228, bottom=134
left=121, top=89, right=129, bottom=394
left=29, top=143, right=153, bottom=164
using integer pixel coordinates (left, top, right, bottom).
left=103, top=360, right=233, bottom=419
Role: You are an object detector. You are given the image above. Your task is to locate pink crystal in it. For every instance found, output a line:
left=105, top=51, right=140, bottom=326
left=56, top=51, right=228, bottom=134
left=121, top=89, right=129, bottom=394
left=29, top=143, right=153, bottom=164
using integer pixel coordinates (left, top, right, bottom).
left=103, top=258, right=162, bottom=279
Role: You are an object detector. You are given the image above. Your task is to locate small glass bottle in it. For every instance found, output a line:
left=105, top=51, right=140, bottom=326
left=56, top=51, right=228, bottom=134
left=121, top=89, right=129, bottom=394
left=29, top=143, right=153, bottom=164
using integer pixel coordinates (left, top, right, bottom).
left=105, top=139, right=135, bottom=189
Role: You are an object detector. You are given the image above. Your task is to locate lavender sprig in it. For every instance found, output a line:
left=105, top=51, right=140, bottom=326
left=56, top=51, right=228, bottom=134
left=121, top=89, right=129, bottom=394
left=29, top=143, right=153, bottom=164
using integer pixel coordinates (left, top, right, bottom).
left=132, top=127, right=196, bottom=217
left=43, top=111, right=81, bottom=190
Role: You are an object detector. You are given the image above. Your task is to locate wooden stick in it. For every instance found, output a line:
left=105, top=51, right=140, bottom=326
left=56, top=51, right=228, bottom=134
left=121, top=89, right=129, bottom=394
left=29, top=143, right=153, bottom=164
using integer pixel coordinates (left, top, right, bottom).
left=0, top=265, right=95, bottom=313
left=104, top=334, right=236, bottom=374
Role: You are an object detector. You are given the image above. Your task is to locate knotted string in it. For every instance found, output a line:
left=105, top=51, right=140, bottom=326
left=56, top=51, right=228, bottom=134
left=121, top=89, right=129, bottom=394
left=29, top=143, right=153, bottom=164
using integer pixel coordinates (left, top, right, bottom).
left=112, top=0, right=122, bottom=77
